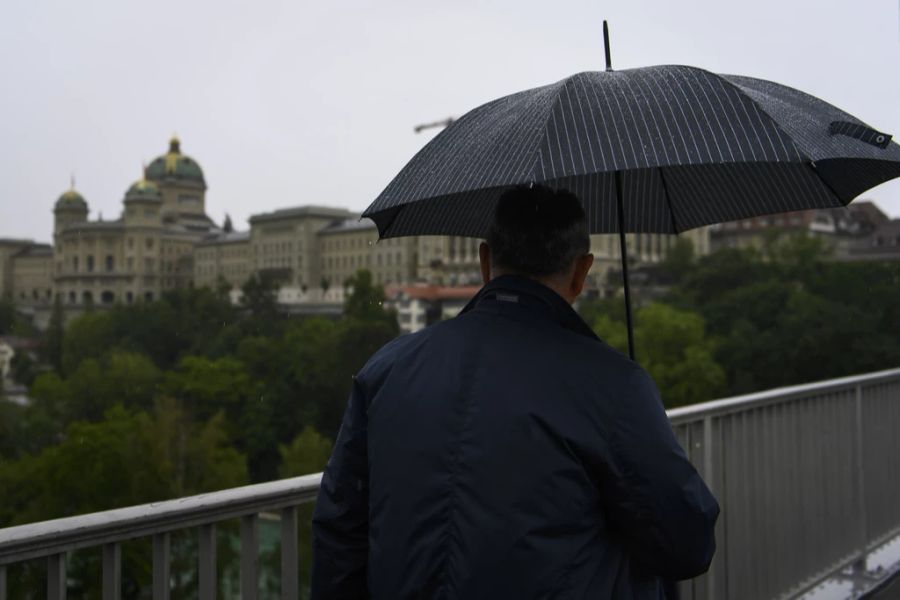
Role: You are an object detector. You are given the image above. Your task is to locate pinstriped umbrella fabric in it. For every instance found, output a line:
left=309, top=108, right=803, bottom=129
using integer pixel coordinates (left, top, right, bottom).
left=363, top=65, right=900, bottom=238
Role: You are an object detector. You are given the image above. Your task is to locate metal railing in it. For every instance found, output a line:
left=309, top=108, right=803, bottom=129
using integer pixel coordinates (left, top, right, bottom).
left=670, top=367, right=900, bottom=600
left=0, top=474, right=322, bottom=599
left=1, top=368, right=899, bottom=599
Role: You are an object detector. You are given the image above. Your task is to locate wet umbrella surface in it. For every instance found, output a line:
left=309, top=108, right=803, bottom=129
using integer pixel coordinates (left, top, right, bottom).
left=364, top=24, right=900, bottom=358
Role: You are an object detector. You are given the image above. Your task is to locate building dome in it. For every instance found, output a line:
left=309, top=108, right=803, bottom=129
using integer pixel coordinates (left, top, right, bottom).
left=124, top=177, right=162, bottom=203
left=145, top=135, right=205, bottom=185
left=54, top=185, right=88, bottom=212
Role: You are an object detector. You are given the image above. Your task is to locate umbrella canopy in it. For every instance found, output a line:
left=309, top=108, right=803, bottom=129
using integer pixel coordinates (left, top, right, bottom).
left=364, top=65, right=900, bottom=239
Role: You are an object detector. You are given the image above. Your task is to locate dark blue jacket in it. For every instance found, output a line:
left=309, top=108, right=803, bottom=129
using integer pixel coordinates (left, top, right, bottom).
left=311, top=275, right=719, bottom=599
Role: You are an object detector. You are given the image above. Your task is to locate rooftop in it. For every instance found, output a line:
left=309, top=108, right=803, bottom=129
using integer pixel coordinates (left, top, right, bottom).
left=318, top=218, right=377, bottom=234
left=12, top=244, right=53, bottom=258
left=197, top=230, right=251, bottom=246
left=249, top=205, right=357, bottom=224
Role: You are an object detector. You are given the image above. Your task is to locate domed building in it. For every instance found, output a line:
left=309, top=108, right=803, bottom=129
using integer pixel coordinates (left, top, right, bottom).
left=47, top=137, right=220, bottom=310
left=145, top=135, right=208, bottom=219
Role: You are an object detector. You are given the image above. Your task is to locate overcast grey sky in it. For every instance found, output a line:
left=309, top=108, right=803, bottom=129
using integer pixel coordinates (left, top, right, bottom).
left=1, top=0, right=898, bottom=242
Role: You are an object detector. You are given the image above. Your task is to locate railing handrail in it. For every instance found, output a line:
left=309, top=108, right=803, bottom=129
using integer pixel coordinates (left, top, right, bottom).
left=666, top=367, right=900, bottom=424
left=0, top=473, right=322, bottom=565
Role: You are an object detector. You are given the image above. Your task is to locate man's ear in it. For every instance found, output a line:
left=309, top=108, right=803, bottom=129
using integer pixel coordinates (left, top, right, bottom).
left=479, top=242, right=492, bottom=284
left=569, top=253, right=594, bottom=299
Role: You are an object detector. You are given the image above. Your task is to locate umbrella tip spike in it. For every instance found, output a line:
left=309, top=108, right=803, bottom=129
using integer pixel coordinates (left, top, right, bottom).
left=603, top=20, right=613, bottom=71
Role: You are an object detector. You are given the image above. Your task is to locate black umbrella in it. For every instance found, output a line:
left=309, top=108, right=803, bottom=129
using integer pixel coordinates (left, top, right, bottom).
left=363, top=23, right=900, bottom=360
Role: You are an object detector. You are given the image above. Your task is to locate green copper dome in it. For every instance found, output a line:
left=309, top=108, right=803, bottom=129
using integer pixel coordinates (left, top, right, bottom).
left=124, top=177, right=162, bottom=202
left=55, top=187, right=88, bottom=212
left=145, top=136, right=205, bottom=185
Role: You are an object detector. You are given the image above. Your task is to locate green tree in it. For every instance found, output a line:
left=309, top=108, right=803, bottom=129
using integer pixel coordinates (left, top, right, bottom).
left=42, top=295, right=66, bottom=372
left=9, top=350, right=38, bottom=387
left=241, top=271, right=281, bottom=317
left=0, top=400, right=248, bottom=597
left=0, top=298, right=15, bottom=334
left=278, top=426, right=333, bottom=597
left=593, top=302, right=725, bottom=408
left=278, top=426, right=333, bottom=478
left=344, top=269, right=395, bottom=325
left=162, top=355, right=279, bottom=480
left=659, top=236, right=695, bottom=281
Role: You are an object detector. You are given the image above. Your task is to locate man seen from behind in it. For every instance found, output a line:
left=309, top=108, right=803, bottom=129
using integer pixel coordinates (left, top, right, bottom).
left=311, top=185, right=720, bottom=599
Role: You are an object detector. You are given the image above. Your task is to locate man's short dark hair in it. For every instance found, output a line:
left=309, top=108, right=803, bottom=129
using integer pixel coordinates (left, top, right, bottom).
left=487, top=185, right=589, bottom=278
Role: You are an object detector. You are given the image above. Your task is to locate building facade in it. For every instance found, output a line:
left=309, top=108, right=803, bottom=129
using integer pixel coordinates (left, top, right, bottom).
left=51, top=137, right=217, bottom=310
left=709, top=201, right=894, bottom=261
left=3, top=136, right=716, bottom=324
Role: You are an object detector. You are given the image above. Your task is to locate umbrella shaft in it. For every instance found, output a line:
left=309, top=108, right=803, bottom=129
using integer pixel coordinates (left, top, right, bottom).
left=615, top=171, right=635, bottom=361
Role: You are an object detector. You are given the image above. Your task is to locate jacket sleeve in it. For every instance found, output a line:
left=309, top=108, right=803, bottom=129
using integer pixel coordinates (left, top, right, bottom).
left=311, top=376, right=370, bottom=600
left=598, top=367, right=720, bottom=581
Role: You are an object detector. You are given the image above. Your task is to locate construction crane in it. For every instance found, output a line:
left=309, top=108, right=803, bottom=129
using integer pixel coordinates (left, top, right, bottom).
left=413, top=117, right=455, bottom=134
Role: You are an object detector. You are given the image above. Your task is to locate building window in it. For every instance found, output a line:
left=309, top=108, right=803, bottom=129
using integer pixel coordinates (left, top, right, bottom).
left=177, top=195, right=200, bottom=207
left=126, top=291, right=134, bottom=303
left=105, top=255, right=114, bottom=272
left=82, top=291, right=93, bottom=304
left=68, top=291, right=76, bottom=303
left=127, top=257, right=134, bottom=270
left=87, top=255, right=95, bottom=272
left=144, top=292, right=154, bottom=302
left=101, top=291, right=115, bottom=304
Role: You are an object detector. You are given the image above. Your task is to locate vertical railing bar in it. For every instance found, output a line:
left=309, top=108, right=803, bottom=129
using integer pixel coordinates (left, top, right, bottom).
left=153, top=532, right=171, bottom=600
left=103, top=542, right=121, bottom=600
left=0, top=564, right=6, bottom=600
left=198, top=523, right=217, bottom=600
left=702, top=415, right=715, bottom=600
left=717, top=414, right=729, bottom=600
left=853, top=384, right=869, bottom=563
left=47, top=552, right=66, bottom=600
left=241, top=514, right=260, bottom=600
left=281, top=506, right=299, bottom=600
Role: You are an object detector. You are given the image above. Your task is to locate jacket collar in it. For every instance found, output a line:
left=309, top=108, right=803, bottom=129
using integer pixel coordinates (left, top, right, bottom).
left=460, top=275, right=600, bottom=342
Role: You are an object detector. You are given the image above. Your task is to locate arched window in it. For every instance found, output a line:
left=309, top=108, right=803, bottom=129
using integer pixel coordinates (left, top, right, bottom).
left=82, top=291, right=93, bottom=304
left=101, top=291, right=115, bottom=304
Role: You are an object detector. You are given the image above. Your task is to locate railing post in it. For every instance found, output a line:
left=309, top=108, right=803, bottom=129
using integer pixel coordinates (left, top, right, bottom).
left=198, top=523, right=217, bottom=600
left=853, top=384, right=869, bottom=565
left=241, top=514, right=259, bottom=600
left=702, top=415, right=716, bottom=600
left=153, top=532, right=170, bottom=600
left=102, top=542, right=121, bottom=600
left=281, top=506, right=299, bottom=600
left=47, top=552, right=66, bottom=600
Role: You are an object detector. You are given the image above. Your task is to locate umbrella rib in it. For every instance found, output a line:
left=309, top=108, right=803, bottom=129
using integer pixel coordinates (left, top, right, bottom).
left=658, top=167, right=679, bottom=234
left=523, top=79, right=574, bottom=182
left=805, top=162, right=846, bottom=207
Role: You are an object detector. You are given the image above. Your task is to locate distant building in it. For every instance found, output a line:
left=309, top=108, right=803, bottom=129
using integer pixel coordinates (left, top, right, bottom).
left=193, top=231, right=251, bottom=290
left=52, top=136, right=217, bottom=312
left=0, top=239, right=37, bottom=300
left=2, top=136, right=714, bottom=327
left=385, top=284, right=481, bottom=333
left=0, top=338, right=13, bottom=380
left=844, top=218, right=900, bottom=262
left=709, top=201, right=892, bottom=261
